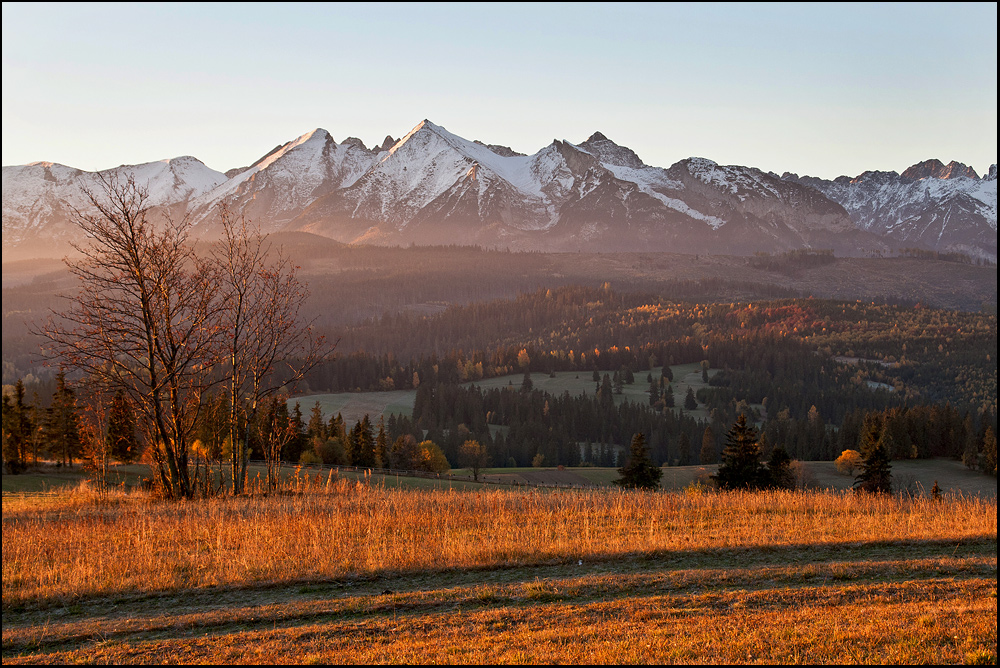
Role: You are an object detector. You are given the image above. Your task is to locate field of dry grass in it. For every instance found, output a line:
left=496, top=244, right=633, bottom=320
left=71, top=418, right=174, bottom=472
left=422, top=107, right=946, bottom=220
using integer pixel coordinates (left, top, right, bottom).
left=2, top=481, right=996, bottom=664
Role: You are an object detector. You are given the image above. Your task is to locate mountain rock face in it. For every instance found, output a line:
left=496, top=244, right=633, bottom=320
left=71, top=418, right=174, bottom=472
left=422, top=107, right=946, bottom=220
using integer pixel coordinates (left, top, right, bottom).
left=290, top=120, right=878, bottom=255
left=784, top=161, right=997, bottom=261
left=4, top=120, right=995, bottom=260
left=2, top=156, right=226, bottom=255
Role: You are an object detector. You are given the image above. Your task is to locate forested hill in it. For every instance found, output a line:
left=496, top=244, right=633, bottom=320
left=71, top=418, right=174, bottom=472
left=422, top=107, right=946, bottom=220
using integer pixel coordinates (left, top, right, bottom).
left=308, top=286, right=996, bottom=417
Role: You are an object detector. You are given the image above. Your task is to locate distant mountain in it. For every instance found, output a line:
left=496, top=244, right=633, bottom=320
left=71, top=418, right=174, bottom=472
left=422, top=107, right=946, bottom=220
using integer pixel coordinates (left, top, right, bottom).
left=3, top=120, right=995, bottom=260
left=2, top=156, right=226, bottom=255
left=186, top=129, right=381, bottom=233
left=784, top=160, right=997, bottom=261
left=289, top=121, right=878, bottom=255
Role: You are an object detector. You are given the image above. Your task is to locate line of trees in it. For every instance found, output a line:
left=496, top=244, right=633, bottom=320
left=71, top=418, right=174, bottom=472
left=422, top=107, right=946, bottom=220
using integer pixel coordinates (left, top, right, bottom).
left=27, top=174, right=329, bottom=498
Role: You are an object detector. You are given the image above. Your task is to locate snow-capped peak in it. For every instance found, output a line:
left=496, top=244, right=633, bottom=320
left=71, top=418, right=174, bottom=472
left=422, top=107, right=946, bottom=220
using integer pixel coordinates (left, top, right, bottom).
left=578, top=132, right=645, bottom=169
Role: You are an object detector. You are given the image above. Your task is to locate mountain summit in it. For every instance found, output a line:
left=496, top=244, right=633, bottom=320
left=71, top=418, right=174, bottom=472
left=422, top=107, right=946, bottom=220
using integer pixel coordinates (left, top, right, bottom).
left=3, top=121, right=996, bottom=261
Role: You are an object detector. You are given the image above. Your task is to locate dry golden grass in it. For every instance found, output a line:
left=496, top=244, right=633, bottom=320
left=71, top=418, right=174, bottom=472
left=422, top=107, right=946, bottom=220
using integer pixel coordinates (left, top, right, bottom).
left=2, top=479, right=995, bottom=610
left=2, top=554, right=996, bottom=664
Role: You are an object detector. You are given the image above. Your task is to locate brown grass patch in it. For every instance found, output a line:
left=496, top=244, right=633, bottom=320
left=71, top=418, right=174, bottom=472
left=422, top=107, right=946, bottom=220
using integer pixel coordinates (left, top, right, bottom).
left=3, top=482, right=995, bottom=610
left=2, top=482, right=996, bottom=664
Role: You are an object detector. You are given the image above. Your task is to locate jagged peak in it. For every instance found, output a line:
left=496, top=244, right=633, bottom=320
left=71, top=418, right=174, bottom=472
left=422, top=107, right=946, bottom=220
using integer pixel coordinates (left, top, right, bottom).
left=901, top=158, right=979, bottom=181
left=941, top=160, right=979, bottom=180
left=850, top=169, right=901, bottom=185
left=380, top=135, right=397, bottom=152
left=341, top=137, right=368, bottom=150
left=244, top=128, right=333, bottom=173
left=298, top=127, right=333, bottom=143
left=576, top=132, right=644, bottom=169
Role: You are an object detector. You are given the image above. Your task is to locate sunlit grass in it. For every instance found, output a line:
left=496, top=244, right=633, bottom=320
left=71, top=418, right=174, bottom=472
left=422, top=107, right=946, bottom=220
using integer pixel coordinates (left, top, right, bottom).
left=3, top=479, right=994, bottom=610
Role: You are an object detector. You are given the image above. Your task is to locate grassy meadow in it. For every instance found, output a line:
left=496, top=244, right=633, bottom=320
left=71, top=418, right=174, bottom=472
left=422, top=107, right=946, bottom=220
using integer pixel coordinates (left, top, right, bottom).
left=290, top=363, right=723, bottom=426
left=2, top=476, right=996, bottom=664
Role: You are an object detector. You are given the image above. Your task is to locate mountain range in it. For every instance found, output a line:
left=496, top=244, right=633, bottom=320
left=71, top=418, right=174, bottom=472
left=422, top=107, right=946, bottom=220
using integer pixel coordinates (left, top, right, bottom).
left=3, top=120, right=996, bottom=261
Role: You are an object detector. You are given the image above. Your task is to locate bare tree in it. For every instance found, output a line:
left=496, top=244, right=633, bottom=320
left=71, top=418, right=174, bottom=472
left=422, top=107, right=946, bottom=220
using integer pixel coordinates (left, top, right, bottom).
left=39, top=173, right=219, bottom=499
left=256, top=395, right=298, bottom=491
left=212, top=205, right=331, bottom=494
left=78, top=382, right=114, bottom=497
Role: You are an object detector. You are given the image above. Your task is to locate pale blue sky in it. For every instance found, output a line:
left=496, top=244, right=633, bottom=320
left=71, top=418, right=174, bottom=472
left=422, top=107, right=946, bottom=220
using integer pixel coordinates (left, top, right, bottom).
left=2, top=2, right=996, bottom=179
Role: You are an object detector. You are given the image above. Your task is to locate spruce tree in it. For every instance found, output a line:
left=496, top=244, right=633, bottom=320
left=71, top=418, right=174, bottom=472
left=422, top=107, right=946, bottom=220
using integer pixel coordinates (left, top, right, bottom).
left=46, top=372, right=82, bottom=467
left=712, top=414, right=767, bottom=490
left=854, top=415, right=892, bottom=494
left=663, top=386, right=675, bottom=408
left=684, top=387, right=698, bottom=410
left=375, top=416, right=389, bottom=468
left=307, top=401, right=327, bottom=441
left=766, top=445, right=795, bottom=490
left=615, top=433, right=662, bottom=490
left=353, top=415, right=376, bottom=467
left=2, top=380, right=33, bottom=473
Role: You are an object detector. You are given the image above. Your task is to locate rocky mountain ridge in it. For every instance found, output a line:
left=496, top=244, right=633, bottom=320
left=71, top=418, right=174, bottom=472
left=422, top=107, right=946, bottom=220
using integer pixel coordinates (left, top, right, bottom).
left=3, top=120, right=995, bottom=261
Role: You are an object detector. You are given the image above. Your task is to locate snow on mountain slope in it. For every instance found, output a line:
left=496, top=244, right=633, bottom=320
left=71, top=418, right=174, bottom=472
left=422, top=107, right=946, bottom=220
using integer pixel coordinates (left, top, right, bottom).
left=785, top=162, right=997, bottom=260
left=285, top=121, right=871, bottom=253
left=186, top=128, right=378, bottom=232
left=296, top=120, right=563, bottom=239
left=2, top=157, right=226, bottom=250
left=5, top=120, right=993, bottom=259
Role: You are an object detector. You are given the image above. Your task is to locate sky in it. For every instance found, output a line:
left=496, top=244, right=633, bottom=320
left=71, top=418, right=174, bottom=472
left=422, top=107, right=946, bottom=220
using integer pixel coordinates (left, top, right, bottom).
left=2, top=2, right=997, bottom=180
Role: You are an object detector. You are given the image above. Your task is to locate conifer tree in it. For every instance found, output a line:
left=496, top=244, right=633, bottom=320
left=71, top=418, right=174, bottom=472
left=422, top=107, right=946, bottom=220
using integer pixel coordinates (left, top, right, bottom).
left=2, top=380, right=33, bottom=473
left=520, top=370, right=533, bottom=393
left=307, top=402, right=327, bottom=441
left=46, top=371, right=82, bottom=467
left=615, top=433, right=662, bottom=490
left=766, top=445, right=795, bottom=489
left=684, top=387, right=698, bottom=410
left=599, top=374, right=614, bottom=406
left=353, top=414, right=376, bottom=467
left=854, top=414, right=892, bottom=494
left=713, top=414, right=767, bottom=490
left=663, top=386, right=675, bottom=408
